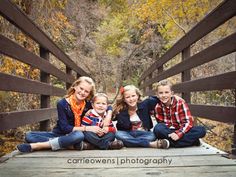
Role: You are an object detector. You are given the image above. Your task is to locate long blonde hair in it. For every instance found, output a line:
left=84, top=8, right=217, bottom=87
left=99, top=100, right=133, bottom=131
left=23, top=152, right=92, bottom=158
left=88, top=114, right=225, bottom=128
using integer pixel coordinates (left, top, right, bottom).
left=65, top=76, right=96, bottom=100
left=113, top=85, right=142, bottom=116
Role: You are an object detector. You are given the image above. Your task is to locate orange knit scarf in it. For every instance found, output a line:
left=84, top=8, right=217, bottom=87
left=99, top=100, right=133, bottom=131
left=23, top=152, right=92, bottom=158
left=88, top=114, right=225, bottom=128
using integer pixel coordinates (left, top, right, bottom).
left=69, top=95, right=86, bottom=127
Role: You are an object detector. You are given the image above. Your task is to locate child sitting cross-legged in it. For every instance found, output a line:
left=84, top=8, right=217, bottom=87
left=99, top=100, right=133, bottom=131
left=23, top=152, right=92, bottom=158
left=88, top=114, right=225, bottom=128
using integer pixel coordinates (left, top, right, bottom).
left=82, top=93, right=124, bottom=150
left=153, top=79, right=206, bottom=148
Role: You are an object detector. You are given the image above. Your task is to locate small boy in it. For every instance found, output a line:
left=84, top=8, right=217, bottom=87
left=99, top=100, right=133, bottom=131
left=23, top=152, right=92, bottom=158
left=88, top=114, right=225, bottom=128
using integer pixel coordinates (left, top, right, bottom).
left=82, top=93, right=123, bottom=150
left=153, top=80, right=206, bottom=148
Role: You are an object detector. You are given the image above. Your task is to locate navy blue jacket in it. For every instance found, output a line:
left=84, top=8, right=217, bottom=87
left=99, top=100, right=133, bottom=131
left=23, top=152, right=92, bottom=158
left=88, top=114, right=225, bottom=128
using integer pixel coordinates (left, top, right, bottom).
left=115, top=96, right=159, bottom=131
left=53, top=98, right=92, bottom=134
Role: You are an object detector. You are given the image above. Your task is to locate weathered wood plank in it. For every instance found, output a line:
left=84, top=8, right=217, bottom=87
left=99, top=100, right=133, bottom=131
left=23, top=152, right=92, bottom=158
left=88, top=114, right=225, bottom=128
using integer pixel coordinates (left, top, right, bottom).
left=0, top=0, right=88, bottom=76
left=0, top=35, right=74, bottom=84
left=140, top=0, right=236, bottom=81
left=0, top=166, right=236, bottom=177
left=0, top=144, right=235, bottom=176
left=189, top=104, right=236, bottom=123
left=172, top=71, right=236, bottom=92
left=1, top=155, right=235, bottom=168
left=0, top=108, right=57, bottom=131
left=0, top=73, right=66, bottom=96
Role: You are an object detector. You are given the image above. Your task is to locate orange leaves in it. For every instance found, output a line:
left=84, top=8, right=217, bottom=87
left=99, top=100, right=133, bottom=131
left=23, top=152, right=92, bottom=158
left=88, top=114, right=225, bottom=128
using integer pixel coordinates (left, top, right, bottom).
left=0, top=56, right=39, bottom=79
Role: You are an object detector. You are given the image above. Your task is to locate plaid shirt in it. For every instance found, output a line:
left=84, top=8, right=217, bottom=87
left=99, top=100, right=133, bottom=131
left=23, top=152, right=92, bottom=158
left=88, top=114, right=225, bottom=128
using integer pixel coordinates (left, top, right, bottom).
left=155, top=96, right=193, bottom=138
left=82, top=109, right=116, bottom=133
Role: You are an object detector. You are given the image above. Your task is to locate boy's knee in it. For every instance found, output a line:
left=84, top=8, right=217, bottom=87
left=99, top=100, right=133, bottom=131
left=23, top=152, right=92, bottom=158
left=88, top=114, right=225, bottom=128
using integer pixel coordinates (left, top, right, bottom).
left=193, top=126, right=206, bottom=138
left=154, top=123, right=166, bottom=132
left=199, top=126, right=206, bottom=137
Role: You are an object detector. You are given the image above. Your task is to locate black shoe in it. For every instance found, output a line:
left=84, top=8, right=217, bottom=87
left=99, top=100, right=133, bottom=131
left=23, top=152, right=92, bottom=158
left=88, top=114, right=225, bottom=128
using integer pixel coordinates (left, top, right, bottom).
left=73, top=142, right=83, bottom=150
left=193, top=139, right=201, bottom=146
left=17, top=143, right=32, bottom=153
left=109, top=140, right=124, bottom=150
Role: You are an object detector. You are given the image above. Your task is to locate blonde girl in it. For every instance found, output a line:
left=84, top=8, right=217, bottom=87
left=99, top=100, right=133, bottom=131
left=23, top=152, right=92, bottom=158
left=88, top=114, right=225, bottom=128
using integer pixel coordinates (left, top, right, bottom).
left=113, top=85, right=169, bottom=149
left=17, top=76, right=110, bottom=152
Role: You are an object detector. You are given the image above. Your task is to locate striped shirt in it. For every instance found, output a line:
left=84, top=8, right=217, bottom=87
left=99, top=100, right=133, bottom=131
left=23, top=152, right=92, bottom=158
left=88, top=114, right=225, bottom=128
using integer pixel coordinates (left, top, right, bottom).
left=82, top=109, right=116, bottom=133
left=155, top=96, right=193, bottom=138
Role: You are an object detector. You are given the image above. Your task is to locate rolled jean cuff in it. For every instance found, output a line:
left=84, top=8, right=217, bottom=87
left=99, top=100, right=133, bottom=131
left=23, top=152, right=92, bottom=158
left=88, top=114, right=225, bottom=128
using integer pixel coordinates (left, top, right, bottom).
left=49, top=137, right=60, bottom=151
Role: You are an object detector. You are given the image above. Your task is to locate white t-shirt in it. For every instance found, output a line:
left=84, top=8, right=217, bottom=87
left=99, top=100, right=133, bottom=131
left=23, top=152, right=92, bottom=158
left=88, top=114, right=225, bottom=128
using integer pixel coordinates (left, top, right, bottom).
left=130, top=113, right=144, bottom=131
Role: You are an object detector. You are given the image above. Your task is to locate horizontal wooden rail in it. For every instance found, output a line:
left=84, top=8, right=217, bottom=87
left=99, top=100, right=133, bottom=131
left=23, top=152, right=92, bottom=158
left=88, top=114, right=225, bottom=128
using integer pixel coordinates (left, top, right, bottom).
left=0, top=108, right=57, bottom=131
left=172, top=71, right=236, bottom=92
left=143, top=71, right=236, bottom=96
left=140, top=32, right=236, bottom=88
left=139, top=0, right=236, bottom=82
left=0, top=73, right=66, bottom=96
left=0, top=0, right=88, bottom=77
left=0, top=35, right=75, bottom=84
left=189, top=104, right=236, bottom=123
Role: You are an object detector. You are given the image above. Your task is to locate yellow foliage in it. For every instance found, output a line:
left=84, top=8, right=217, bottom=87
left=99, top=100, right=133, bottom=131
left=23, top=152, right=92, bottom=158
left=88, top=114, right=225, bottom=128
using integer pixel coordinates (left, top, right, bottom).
left=130, top=0, right=220, bottom=45
left=0, top=56, right=39, bottom=79
left=94, top=14, right=129, bottom=56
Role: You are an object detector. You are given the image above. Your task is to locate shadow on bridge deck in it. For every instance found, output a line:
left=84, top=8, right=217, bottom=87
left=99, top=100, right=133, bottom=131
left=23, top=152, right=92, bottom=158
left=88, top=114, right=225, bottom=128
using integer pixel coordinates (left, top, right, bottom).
left=0, top=141, right=235, bottom=177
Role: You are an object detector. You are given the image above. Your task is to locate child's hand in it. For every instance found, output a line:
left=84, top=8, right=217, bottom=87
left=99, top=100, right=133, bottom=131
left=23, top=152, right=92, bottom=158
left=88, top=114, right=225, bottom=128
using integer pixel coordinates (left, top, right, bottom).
left=102, top=127, right=109, bottom=133
left=97, top=127, right=109, bottom=137
left=97, top=132, right=105, bottom=137
left=168, top=132, right=180, bottom=141
left=102, top=119, right=110, bottom=127
left=87, top=126, right=103, bottom=134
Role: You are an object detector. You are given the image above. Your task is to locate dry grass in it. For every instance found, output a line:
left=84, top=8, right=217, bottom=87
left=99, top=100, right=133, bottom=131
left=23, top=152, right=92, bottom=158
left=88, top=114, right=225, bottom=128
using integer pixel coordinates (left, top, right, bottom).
left=199, top=118, right=234, bottom=153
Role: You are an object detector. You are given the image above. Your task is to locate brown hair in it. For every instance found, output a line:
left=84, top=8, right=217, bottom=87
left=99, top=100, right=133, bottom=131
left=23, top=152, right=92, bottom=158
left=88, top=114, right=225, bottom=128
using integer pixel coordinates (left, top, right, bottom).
left=113, top=85, right=142, bottom=116
left=65, top=76, right=96, bottom=100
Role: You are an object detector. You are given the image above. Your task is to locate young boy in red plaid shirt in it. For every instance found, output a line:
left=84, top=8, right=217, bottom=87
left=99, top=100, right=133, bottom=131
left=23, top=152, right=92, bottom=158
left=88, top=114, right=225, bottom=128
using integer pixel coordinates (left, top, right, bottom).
left=153, top=80, right=206, bottom=148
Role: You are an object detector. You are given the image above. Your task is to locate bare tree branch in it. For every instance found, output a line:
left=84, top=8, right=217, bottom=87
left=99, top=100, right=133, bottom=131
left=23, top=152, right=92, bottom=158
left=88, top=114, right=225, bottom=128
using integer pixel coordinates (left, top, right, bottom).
left=162, top=7, right=187, bottom=35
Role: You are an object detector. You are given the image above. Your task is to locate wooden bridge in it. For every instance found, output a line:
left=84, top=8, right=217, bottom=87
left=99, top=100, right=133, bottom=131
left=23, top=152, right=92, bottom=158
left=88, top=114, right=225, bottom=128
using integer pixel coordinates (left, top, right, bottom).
left=0, top=0, right=236, bottom=176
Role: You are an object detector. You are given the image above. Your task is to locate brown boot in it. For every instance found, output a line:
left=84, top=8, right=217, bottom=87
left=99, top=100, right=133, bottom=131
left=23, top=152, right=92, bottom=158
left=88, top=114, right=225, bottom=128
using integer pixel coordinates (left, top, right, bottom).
left=108, top=140, right=124, bottom=150
left=81, top=141, right=96, bottom=150
left=156, top=139, right=170, bottom=149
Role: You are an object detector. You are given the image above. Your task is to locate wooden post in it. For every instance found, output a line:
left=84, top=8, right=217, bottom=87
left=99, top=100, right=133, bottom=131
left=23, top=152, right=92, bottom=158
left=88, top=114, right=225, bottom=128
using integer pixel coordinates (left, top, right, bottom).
left=232, top=123, right=236, bottom=157
left=66, top=66, right=72, bottom=90
left=181, top=47, right=191, bottom=103
left=232, top=54, right=236, bottom=156
left=39, top=46, right=50, bottom=131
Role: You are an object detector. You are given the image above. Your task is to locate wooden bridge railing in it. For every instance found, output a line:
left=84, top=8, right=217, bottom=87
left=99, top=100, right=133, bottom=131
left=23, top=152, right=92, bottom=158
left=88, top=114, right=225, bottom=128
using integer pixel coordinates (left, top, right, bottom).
left=139, top=0, right=236, bottom=156
left=0, top=0, right=89, bottom=131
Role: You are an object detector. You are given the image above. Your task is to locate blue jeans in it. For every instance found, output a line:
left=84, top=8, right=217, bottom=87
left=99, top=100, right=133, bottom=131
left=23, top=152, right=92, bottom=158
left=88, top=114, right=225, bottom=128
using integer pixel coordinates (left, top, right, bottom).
left=25, top=131, right=84, bottom=150
left=84, top=131, right=115, bottom=150
left=153, top=123, right=206, bottom=148
left=115, top=130, right=156, bottom=147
